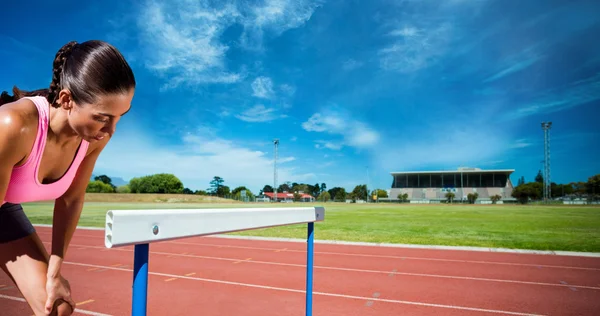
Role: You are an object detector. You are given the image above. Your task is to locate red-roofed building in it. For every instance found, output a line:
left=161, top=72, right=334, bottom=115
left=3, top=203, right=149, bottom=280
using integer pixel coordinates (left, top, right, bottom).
left=262, top=192, right=315, bottom=202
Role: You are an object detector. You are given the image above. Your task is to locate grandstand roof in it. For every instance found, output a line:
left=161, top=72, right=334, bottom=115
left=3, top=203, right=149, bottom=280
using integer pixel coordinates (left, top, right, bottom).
left=390, top=168, right=515, bottom=175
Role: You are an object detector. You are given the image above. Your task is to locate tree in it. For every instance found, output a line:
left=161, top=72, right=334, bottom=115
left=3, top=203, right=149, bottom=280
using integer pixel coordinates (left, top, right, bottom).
left=231, top=186, right=249, bottom=195
left=349, top=184, right=367, bottom=201
left=94, top=175, right=116, bottom=190
left=209, top=176, right=224, bottom=195
left=129, top=173, right=184, bottom=194
left=261, top=185, right=274, bottom=195
left=535, top=170, right=544, bottom=183
left=397, top=193, right=409, bottom=202
left=320, top=183, right=327, bottom=194
left=328, top=187, right=346, bottom=202
left=334, top=190, right=347, bottom=202
left=216, top=185, right=230, bottom=197
left=587, top=174, right=600, bottom=195
left=317, top=191, right=331, bottom=202
left=490, top=194, right=502, bottom=204
left=116, top=185, right=130, bottom=193
left=233, top=187, right=254, bottom=201
left=512, top=182, right=542, bottom=204
left=277, top=182, right=291, bottom=193
left=373, top=189, right=388, bottom=198
left=445, top=192, right=455, bottom=203
left=86, top=180, right=115, bottom=193
left=467, top=192, right=479, bottom=204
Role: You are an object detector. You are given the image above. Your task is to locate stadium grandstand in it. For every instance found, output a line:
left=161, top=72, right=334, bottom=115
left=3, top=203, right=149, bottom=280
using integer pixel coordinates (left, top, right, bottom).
left=387, top=167, right=516, bottom=203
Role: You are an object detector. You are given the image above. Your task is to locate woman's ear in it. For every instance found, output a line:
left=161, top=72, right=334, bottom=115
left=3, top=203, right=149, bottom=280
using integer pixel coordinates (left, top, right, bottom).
left=57, top=89, right=74, bottom=111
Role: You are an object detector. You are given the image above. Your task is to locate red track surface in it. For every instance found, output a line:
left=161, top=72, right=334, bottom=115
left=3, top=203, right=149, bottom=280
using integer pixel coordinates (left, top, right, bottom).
left=1, top=226, right=600, bottom=315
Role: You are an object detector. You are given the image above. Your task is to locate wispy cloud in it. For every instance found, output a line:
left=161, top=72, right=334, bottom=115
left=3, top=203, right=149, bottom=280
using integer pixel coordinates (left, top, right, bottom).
left=95, top=126, right=314, bottom=192
left=252, top=76, right=275, bottom=98
left=315, top=140, right=343, bottom=150
left=235, top=104, right=286, bottom=122
left=507, top=73, right=600, bottom=120
left=137, top=1, right=242, bottom=89
left=483, top=49, right=542, bottom=83
left=510, top=139, right=533, bottom=149
left=378, top=23, right=453, bottom=73
left=279, top=84, right=296, bottom=96
left=134, top=0, right=321, bottom=89
left=302, top=108, right=380, bottom=149
left=239, top=0, right=324, bottom=50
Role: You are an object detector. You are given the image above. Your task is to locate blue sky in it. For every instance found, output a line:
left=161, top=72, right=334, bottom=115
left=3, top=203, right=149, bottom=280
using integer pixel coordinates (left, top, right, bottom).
left=2, top=0, right=599, bottom=193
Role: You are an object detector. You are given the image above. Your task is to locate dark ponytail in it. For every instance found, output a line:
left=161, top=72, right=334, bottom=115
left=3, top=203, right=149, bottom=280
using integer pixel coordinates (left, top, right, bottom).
left=1, top=40, right=135, bottom=108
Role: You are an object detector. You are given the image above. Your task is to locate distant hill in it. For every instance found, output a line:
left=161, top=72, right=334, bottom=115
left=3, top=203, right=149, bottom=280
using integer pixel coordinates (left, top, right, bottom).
left=90, top=174, right=128, bottom=187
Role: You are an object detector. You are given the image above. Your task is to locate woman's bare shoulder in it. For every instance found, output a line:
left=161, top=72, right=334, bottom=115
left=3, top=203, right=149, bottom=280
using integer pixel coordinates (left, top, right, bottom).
left=0, top=98, right=40, bottom=165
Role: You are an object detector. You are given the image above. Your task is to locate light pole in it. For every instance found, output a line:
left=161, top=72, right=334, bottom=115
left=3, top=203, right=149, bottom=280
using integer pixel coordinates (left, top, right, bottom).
left=541, top=122, right=552, bottom=203
left=273, top=139, right=279, bottom=203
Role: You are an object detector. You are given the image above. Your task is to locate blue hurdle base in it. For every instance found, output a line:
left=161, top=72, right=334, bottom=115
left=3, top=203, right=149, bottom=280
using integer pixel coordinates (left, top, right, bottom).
left=132, top=243, right=149, bottom=316
left=306, top=222, right=314, bottom=316
left=130, top=223, right=316, bottom=316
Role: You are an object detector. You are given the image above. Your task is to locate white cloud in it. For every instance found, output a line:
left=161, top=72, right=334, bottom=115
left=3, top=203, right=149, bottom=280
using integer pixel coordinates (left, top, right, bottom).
left=379, top=23, right=453, bottom=73
left=302, top=109, right=380, bottom=149
left=510, top=139, right=533, bottom=149
left=280, top=84, right=296, bottom=96
left=137, top=1, right=243, bottom=89
left=235, top=104, right=286, bottom=122
left=239, top=0, right=324, bottom=50
left=315, top=140, right=343, bottom=150
left=252, top=76, right=275, bottom=98
left=135, top=0, right=321, bottom=89
left=94, top=126, right=315, bottom=193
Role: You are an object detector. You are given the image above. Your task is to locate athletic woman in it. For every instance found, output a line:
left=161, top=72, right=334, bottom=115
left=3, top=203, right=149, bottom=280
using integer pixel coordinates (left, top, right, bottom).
left=0, top=40, right=135, bottom=315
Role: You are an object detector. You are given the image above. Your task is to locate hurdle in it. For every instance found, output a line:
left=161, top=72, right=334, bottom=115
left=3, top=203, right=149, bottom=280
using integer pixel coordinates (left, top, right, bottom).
left=104, top=206, right=325, bottom=316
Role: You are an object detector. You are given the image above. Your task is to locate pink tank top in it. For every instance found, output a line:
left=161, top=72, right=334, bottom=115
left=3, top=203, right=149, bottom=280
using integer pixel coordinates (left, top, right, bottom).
left=2, top=96, right=90, bottom=205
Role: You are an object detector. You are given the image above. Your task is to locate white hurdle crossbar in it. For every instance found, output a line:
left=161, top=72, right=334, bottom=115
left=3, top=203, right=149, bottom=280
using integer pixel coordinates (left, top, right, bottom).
left=104, top=206, right=325, bottom=316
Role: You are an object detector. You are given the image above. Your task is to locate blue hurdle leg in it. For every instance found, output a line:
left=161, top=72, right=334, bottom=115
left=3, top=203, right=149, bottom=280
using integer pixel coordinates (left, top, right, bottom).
left=306, top=222, right=314, bottom=316
left=132, top=243, right=149, bottom=316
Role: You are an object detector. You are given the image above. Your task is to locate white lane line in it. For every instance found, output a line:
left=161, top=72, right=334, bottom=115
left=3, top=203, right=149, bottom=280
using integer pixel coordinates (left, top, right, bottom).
left=0, top=294, right=112, bottom=316
left=64, top=261, right=545, bottom=316
left=42, top=241, right=600, bottom=291
left=34, top=229, right=600, bottom=271
left=167, top=241, right=600, bottom=271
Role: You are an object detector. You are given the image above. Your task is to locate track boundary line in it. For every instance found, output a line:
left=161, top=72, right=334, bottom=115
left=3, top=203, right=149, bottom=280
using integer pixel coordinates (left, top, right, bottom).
left=63, top=261, right=546, bottom=316
left=0, top=294, right=112, bottom=316
left=32, top=224, right=600, bottom=257
left=35, top=231, right=600, bottom=271
left=49, top=241, right=600, bottom=290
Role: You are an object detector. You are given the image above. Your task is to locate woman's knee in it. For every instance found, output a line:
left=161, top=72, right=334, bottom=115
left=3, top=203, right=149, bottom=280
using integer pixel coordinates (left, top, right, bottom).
left=0, top=234, right=73, bottom=315
left=8, top=266, right=73, bottom=315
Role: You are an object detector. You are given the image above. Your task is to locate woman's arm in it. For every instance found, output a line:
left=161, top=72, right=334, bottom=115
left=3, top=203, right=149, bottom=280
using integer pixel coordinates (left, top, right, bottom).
left=0, top=103, right=32, bottom=203
left=47, top=137, right=110, bottom=279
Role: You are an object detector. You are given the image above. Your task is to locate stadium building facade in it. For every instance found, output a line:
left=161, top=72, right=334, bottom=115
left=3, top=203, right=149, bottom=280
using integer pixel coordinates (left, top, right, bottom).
left=388, top=167, right=515, bottom=203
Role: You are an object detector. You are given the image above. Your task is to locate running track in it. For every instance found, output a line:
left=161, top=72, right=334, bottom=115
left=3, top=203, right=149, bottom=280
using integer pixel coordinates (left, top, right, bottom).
left=1, top=226, right=600, bottom=315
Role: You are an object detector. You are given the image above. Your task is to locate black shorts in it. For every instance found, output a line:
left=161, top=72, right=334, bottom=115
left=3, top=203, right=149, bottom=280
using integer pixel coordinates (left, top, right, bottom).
left=0, top=202, right=36, bottom=243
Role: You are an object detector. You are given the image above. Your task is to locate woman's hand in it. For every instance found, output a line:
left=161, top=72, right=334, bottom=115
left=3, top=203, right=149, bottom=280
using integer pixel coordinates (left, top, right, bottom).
left=44, top=275, right=76, bottom=315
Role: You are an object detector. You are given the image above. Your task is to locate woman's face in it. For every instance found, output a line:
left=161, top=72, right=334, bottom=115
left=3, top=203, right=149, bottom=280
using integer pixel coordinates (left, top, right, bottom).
left=67, top=88, right=135, bottom=143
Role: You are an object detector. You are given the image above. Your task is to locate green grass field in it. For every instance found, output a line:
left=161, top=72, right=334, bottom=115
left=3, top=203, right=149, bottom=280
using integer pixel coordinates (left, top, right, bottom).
left=22, top=198, right=600, bottom=253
